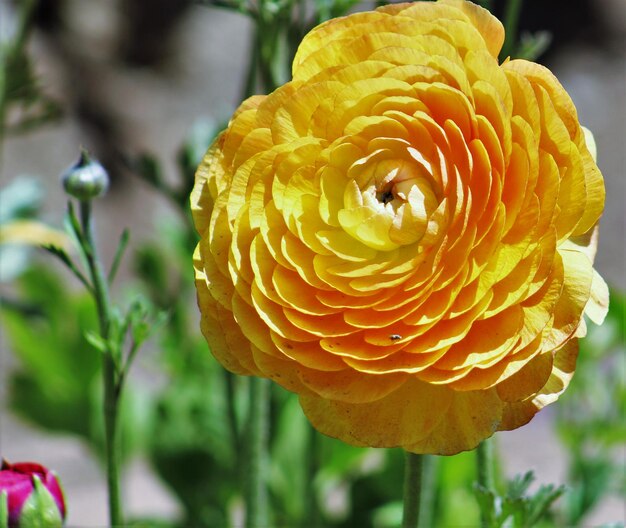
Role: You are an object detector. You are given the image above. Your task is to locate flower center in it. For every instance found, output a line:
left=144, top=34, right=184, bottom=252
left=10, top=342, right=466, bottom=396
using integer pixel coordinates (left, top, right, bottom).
left=376, top=184, right=394, bottom=205
left=338, top=149, right=441, bottom=251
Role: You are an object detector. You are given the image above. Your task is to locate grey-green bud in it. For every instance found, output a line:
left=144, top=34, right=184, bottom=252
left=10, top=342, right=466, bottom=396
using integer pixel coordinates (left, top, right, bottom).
left=61, top=149, right=109, bottom=200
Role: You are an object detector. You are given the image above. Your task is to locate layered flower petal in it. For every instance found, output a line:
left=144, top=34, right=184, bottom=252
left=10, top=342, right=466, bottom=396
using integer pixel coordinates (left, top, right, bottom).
left=192, top=0, right=607, bottom=454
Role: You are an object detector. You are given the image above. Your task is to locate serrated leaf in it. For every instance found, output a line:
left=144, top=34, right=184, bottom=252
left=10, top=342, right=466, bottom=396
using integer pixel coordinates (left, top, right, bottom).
left=527, top=484, right=565, bottom=526
left=474, top=483, right=498, bottom=526
left=506, top=471, right=535, bottom=501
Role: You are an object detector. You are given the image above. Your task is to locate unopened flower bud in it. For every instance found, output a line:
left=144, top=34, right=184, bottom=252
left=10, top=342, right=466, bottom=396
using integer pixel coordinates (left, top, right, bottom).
left=0, top=460, right=66, bottom=527
left=61, top=149, right=109, bottom=200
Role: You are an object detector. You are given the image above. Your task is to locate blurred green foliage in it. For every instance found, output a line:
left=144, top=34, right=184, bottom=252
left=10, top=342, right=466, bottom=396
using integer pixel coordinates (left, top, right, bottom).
left=1, top=265, right=148, bottom=462
left=475, top=472, right=565, bottom=528
left=0, top=0, right=61, bottom=141
left=555, top=290, right=626, bottom=526
left=0, top=178, right=45, bottom=282
left=3, top=266, right=100, bottom=439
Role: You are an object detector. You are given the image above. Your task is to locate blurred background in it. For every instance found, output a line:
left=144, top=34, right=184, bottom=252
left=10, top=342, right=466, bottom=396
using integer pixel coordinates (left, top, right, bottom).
left=1, top=0, right=624, bottom=525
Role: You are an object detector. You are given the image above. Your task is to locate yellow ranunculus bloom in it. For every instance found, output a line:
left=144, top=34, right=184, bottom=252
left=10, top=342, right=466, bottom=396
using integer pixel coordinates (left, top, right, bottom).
left=192, top=0, right=608, bottom=454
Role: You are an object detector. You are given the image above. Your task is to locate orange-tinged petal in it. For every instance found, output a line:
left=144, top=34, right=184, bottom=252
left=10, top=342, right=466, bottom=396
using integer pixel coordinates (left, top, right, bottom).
left=406, top=388, right=504, bottom=455
left=495, top=351, right=553, bottom=402
left=499, top=340, right=578, bottom=431
left=300, top=378, right=452, bottom=450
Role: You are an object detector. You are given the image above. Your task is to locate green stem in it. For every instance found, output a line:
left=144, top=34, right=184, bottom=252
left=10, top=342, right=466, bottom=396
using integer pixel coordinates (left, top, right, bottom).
left=402, top=452, right=425, bottom=528
left=304, top=424, right=321, bottom=528
left=500, top=0, right=523, bottom=60
left=79, top=200, right=123, bottom=527
left=224, top=370, right=241, bottom=462
left=402, top=453, right=437, bottom=527
left=245, top=376, right=270, bottom=528
left=418, top=455, right=437, bottom=527
left=476, top=439, right=495, bottom=528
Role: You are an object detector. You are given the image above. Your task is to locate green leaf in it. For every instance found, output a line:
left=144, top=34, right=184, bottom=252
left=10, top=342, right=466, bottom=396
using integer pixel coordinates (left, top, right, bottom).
left=474, top=483, right=498, bottom=527
left=123, top=296, right=168, bottom=351
left=526, top=483, right=565, bottom=527
left=506, top=471, right=535, bottom=501
left=474, top=470, right=565, bottom=528
left=43, top=244, right=92, bottom=292
left=108, top=228, right=130, bottom=285
left=3, top=266, right=100, bottom=440
left=84, top=329, right=108, bottom=354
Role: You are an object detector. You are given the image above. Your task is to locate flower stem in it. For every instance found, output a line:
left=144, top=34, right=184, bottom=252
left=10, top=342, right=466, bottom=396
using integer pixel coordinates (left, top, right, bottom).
left=78, top=200, right=123, bottom=527
left=304, top=423, right=321, bottom=528
left=476, top=438, right=495, bottom=528
left=402, top=452, right=425, bottom=528
left=245, top=376, right=270, bottom=528
left=418, top=455, right=437, bottom=527
left=224, top=370, right=241, bottom=465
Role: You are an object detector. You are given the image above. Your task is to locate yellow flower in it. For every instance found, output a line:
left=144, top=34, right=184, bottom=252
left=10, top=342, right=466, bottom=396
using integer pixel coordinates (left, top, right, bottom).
left=192, top=0, right=608, bottom=454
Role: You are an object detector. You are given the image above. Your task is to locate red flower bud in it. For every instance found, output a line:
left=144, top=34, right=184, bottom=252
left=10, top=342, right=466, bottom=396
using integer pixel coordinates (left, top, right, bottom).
left=0, top=460, right=66, bottom=527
